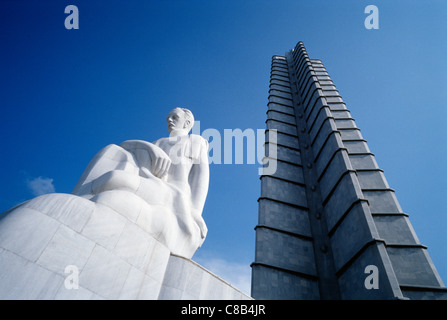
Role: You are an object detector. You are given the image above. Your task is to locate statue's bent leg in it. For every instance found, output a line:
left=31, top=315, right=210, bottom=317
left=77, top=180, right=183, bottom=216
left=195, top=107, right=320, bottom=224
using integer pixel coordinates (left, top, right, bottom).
left=91, top=170, right=140, bottom=195
left=72, top=144, right=138, bottom=196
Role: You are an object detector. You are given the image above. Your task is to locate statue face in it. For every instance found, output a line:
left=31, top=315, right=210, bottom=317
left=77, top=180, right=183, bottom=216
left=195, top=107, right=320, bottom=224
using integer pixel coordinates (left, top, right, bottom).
left=167, top=109, right=189, bottom=133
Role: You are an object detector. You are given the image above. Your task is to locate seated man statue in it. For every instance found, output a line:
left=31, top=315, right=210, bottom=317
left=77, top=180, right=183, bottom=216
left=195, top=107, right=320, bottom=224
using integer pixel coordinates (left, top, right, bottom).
left=72, top=108, right=209, bottom=257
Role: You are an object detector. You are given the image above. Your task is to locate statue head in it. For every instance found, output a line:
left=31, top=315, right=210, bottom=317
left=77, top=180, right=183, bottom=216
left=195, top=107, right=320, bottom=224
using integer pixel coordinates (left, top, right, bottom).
left=167, top=108, right=194, bottom=135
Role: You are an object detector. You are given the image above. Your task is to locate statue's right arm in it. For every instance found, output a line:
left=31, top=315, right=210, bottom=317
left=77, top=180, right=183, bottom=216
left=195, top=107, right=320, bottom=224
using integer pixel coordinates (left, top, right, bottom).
left=120, top=140, right=171, bottom=178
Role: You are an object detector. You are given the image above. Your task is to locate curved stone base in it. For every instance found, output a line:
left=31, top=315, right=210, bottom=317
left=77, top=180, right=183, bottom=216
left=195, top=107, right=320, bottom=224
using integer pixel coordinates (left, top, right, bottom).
left=0, top=194, right=250, bottom=300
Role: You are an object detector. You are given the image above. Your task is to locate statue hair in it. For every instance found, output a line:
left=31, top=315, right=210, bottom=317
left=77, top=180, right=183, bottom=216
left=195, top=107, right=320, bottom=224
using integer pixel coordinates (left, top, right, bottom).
left=172, top=107, right=194, bottom=130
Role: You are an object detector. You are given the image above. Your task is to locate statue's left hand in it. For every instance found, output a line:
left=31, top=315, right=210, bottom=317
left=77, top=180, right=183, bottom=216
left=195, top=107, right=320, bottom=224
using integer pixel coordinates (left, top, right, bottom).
left=149, top=146, right=172, bottom=178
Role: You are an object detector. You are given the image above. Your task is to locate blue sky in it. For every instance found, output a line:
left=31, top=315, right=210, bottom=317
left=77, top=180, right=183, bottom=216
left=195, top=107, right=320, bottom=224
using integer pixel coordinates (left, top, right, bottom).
left=1, top=0, right=446, bottom=295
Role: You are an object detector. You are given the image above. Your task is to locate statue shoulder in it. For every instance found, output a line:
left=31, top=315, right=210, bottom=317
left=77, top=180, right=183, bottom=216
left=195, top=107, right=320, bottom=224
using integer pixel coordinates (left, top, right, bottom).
left=189, top=134, right=209, bottom=148
left=184, top=134, right=208, bottom=160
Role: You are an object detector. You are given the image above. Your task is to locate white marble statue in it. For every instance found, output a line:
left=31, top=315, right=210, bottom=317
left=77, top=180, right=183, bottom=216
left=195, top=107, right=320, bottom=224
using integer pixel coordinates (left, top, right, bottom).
left=72, top=108, right=210, bottom=257
left=0, top=108, right=252, bottom=299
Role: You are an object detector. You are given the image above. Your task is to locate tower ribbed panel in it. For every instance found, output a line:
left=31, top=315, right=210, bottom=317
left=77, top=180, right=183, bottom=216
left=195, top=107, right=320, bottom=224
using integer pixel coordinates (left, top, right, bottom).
left=252, top=55, right=320, bottom=300
left=252, top=42, right=447, bottom=300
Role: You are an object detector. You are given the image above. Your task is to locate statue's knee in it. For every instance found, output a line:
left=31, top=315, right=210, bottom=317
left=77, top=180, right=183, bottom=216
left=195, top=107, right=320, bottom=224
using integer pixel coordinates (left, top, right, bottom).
left=92, top=170, right=140, bottom=194
left=99, top=144, right=133, bottom=163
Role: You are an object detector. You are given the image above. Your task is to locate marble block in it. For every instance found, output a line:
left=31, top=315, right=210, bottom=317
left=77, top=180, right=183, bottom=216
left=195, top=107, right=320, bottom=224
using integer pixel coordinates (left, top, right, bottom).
left=0, top=193, right=251, bottom=300
left=159, top=255, right=252, bottom=300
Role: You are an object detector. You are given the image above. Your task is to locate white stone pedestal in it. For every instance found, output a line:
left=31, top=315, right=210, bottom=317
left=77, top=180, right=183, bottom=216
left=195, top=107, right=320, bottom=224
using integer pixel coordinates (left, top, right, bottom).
left=0, top=193, right=251, bottom=300
left=159, top=255, right=251, bottom=299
